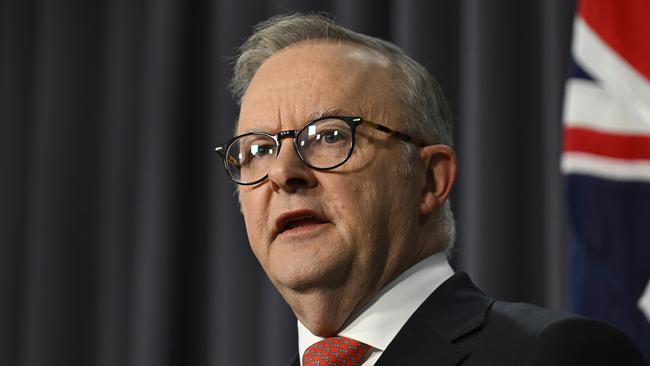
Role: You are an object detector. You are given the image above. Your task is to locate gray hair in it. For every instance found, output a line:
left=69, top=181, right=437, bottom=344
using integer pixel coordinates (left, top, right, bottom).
left=230, top=13, right=456, bottom=253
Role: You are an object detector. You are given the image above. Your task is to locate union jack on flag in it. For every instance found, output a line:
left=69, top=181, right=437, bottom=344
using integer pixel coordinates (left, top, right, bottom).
left=562, top=0, right=650, bottom=361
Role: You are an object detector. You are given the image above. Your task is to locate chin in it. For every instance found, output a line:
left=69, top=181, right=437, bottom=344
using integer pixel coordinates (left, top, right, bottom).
left=267, top=244, right=356, bottom=292
left=270, top=260, right=342, bottom=293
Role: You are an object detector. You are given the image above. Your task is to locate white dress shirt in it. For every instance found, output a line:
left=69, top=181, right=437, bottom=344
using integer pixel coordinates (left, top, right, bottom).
left=298, top=252, right=454, bottom=365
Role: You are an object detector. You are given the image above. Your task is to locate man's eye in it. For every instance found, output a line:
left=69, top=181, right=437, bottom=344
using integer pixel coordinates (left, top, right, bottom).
left=248, top=143, right=275, bottom=158
left=320, top=130, right=347, bottom=144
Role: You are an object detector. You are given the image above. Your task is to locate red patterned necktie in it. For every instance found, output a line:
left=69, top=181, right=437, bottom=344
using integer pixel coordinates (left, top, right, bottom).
left=302, top=336, right=372, bottom=366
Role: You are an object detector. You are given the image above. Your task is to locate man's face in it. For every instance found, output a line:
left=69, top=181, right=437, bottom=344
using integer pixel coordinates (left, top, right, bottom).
left=237, top=42, right=425, bottom=335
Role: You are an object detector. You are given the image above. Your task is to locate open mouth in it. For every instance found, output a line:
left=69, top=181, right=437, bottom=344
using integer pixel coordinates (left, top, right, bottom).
left=275, top=210, right=330, bottom=237
left=281, top=216, right=327, bottom=232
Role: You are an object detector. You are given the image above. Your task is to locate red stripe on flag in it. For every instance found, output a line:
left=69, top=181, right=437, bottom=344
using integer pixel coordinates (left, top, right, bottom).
left=564, top=126, right=650, bottom=160
left=579, top=0, right=650, bottom=81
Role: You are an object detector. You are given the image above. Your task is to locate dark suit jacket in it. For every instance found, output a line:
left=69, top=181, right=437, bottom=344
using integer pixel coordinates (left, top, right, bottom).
left=290, top=272, right=647, bottom=365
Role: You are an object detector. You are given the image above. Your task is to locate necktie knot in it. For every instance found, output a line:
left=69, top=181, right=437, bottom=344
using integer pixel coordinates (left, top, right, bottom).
left=303, top=336, right=371, bottom=366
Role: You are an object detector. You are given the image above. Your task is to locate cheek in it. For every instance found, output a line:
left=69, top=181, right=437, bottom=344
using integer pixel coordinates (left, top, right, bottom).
left=349, top=164, right=412, bottom=241
left=327, top=178, right=386, bottom=243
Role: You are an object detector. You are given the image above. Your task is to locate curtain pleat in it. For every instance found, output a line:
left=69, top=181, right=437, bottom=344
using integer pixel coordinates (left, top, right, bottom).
left=0, top=1, right=575, bottom=365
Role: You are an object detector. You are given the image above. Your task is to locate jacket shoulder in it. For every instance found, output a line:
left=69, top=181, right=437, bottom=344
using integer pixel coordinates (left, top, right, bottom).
left=470, top=301, right=647, bottom=365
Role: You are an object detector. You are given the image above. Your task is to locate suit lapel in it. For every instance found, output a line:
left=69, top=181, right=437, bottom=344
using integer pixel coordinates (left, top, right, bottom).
left=376, top=273, right=494, bottom=366
left=374, top=320, right=470, bottom=366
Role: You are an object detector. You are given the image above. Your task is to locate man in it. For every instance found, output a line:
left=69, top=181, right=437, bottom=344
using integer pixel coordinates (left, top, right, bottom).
left=216, top=13, right=646, bottom=366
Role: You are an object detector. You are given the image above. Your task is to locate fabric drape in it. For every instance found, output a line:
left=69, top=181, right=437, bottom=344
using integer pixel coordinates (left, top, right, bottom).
left=0, top=1, right=575, bottom=365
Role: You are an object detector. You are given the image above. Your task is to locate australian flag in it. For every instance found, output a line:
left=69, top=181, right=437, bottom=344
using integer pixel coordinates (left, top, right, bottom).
left=562, top=0, right=650, bottom=361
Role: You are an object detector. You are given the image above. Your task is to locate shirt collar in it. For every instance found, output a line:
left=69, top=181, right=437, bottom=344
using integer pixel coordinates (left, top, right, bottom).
left=298, top=252, right=454, bottom=359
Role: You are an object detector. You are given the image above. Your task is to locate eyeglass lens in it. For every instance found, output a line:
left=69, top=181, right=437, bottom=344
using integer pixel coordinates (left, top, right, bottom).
left=225, top=118, right=354, bottom=184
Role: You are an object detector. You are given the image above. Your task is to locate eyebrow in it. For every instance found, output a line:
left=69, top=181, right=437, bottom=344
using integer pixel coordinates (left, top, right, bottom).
left=238, top=108, right=355, bottom=135
left=306, top=108, right=347, bottom=121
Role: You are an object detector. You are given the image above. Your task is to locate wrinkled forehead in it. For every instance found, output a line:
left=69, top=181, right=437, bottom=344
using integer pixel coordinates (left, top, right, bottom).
left=236, top=42, right=403, bottom=134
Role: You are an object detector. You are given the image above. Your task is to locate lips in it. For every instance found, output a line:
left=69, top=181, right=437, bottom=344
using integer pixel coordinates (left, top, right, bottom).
left=274, top=209, right=330, bottom=238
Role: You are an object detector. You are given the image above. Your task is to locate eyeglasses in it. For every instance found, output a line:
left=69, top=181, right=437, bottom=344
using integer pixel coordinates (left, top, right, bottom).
left=215, top=116, right=427, bottom=185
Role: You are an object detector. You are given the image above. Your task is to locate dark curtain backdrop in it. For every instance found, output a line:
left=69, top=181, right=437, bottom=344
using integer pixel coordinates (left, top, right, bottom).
left=0, top=1, right=576, bottom=365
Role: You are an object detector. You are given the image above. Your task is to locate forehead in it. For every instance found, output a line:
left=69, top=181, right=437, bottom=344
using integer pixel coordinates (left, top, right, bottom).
left=237, top=42, right=400, bottom=133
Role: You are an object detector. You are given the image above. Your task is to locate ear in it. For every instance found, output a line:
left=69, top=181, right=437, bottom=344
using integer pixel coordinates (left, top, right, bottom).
left=419, top=145, right=457, bottom=216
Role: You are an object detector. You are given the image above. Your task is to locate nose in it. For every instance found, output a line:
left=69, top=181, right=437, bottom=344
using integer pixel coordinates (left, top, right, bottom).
left=267, top=140, right=317, bottom=192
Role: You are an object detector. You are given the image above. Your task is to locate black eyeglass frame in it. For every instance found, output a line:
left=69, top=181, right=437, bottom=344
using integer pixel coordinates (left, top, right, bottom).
left=214, top=116, right=429, bottom=185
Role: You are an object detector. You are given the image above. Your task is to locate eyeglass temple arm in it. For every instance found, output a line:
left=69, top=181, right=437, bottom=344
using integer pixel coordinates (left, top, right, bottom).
left=361, top=120, right=429, bottom=147
left=215, top=146, right=241, bottom=167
